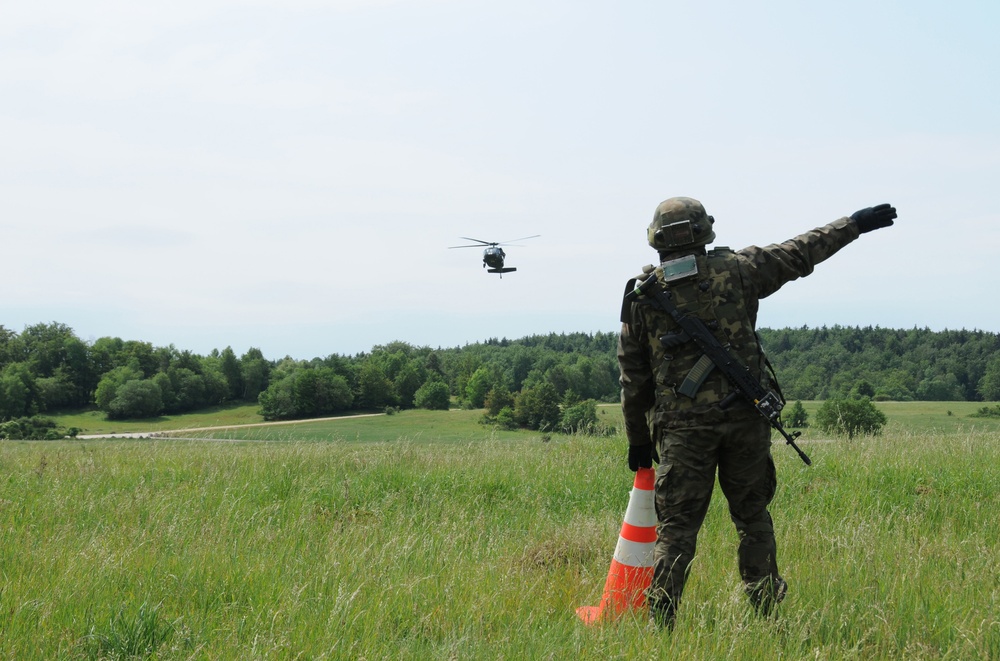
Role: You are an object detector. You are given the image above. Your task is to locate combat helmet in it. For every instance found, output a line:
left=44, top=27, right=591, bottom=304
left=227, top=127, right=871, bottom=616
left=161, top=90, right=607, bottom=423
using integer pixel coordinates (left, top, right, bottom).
left=648, top=197, right=716, bottom=252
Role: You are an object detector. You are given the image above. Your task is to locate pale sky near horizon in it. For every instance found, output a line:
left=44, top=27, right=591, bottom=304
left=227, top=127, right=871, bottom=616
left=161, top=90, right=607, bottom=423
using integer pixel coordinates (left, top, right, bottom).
left=3, top=1, right=998, bottom=360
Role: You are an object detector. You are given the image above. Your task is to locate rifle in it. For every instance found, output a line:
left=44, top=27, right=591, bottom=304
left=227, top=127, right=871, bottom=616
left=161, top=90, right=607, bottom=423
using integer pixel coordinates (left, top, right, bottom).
left=627, top=274, right=812, bottom=466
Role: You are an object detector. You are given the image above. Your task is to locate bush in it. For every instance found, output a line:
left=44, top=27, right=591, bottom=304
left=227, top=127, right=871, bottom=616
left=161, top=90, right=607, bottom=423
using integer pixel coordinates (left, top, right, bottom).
left=107, top=380, right=164, bottom=420
left=559, top=399, right=599, bottom=434
left=258, top=377, right=296, bottom=421
left=0, top=416, right=75, bottom=440
left=414, top=380, right=451, bottom=410
left=970, top=404, right=1000, bottom=419
left=814, top=397, right=887, bottom=439
left=495, top=406, right=518, bottom=430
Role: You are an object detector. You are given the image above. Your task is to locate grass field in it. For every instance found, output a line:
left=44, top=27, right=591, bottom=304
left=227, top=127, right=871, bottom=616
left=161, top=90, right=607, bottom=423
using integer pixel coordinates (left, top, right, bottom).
left=50, top=399, right=1000, bottom=439
left=3, top=403, right=999, bottom=658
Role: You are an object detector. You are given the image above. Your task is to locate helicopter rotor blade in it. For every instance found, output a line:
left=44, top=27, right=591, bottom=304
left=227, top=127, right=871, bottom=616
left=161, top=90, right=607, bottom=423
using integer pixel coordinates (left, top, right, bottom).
left=496, top=234, right=540, bottom=246
left=448, top=237, right=498, bottom=249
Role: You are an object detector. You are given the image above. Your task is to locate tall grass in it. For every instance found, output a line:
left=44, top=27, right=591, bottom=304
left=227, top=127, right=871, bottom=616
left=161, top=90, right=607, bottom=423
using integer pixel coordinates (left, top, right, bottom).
left=1, top=417, right=998, bottom=658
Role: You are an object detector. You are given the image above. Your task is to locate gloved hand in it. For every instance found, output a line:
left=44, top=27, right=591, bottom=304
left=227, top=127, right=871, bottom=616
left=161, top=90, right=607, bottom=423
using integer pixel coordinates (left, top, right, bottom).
left=851, top=203, right=897, bottom=233
left=628, top=443, right=656, bottom=471
left=634, top=264, right=656, bottom=283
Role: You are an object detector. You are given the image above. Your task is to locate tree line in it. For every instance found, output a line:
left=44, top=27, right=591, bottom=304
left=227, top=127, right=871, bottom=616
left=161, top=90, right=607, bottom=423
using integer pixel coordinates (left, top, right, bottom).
left=0, top=323, right=620, bottom=425
left=1, top=322, right=998, bottom=428
left=757, top=326, right=1000, bottom=402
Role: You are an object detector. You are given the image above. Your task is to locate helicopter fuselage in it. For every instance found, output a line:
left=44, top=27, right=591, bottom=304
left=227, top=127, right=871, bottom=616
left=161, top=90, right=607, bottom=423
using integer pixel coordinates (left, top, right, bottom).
left=483, top=246, right=506, bottom=269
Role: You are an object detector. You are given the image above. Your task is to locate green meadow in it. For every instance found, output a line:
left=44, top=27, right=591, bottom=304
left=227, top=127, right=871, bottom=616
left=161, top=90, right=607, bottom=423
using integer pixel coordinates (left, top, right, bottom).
left=2, top=403, right=999, bottom=659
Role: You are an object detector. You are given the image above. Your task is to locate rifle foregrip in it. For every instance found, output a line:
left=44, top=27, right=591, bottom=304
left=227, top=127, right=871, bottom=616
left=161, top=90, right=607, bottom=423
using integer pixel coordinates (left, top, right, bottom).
left=719, top=391, right=741, bottom=410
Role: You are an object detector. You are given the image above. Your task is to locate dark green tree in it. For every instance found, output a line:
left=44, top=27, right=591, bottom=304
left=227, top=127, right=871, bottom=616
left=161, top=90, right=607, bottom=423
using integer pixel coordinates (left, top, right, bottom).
left=514, top=382, right=561, bottom=431
left=0, top=363, right=36, bottom=421
left=484, top=385, right=516, bottom=417
left=241, top=348, right=271, bottom=401
left=219, top=347, right=244, bottom=401
left=395, top=360, right=427, bottom=409
left=978, top=355, right=1000, bottom=401
left=465, top=365, right=497, bottom=408
left=106, top=380, right=163, bottom=420
left=292, top=368, right=353, bottom=417
left=786, top=400, right=809, bottom=428
left=34, top=368, right=80, bottom=411
left=258, top=377, right=296, bottom=420
left=0, top=325, right=18, bottom=368
left=357, top=361, right=397, bottom=409
left=494, top=406, right=518, bottom=430
left=170, top=367, right=207, bottom=411
left=414, top=380, right=451, bottom=410
left=95, top=365, right=143, bottom=412
left=15, top=322, right=91, bottom=408
left=851, top=380, right=876, bottom=398
left=118, top=340, right=158, bottom=377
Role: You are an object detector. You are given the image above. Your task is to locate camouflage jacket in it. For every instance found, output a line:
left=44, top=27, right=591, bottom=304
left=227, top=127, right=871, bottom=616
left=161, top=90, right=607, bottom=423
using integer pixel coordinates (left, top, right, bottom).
left=617, top=216, right=861, bottom=447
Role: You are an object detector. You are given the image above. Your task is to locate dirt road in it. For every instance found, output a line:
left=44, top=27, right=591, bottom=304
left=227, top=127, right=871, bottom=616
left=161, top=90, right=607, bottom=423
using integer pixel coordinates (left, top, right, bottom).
left=76, top=412, right=385, bottom=440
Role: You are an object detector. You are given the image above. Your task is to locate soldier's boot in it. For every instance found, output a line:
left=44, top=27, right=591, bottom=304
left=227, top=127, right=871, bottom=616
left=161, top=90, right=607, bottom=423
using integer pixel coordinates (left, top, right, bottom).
left=745, top=576, right=787, bottom=618
left=647, top=596, right=677, bottom=631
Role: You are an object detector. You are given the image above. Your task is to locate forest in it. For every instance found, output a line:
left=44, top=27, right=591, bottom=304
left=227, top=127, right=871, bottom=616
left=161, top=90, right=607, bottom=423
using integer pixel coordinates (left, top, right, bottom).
left=1, top=322, right=999, bottom=426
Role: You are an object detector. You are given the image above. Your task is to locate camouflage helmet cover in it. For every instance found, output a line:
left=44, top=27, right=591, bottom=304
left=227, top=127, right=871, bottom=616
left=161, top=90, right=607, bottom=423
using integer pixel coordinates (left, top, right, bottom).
left=648, top=196, right=716, bottom=251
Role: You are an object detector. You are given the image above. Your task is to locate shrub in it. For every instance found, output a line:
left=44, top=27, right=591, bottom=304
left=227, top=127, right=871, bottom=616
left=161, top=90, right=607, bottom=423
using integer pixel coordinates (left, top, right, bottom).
left=559, top=399, right=599, bottom=434
left=970, top=404, right=1000, bottom=419
left=414, top=380, right=451, bottom=410
left=107, top=380, right=164, bottom=420
left=258, top=377, right=296, bottom=421
left=495, top=406, right=518, bottom=430
left=0, top=416, right=73, bottom=440
left=814, top=397, right=887, bottom=439
left=786, top=400, right=809, bottom=428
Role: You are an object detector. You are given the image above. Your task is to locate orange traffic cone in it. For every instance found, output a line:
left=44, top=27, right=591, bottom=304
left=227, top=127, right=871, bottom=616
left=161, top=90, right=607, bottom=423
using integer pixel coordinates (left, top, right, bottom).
left=576, top=467, right=657, bottom=624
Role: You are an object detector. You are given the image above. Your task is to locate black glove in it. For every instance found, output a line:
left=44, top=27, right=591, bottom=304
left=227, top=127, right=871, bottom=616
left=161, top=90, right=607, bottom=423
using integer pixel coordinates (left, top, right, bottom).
left=628, top=443, right=656, bottom=471
left=851, top=203, right=897, bottom=233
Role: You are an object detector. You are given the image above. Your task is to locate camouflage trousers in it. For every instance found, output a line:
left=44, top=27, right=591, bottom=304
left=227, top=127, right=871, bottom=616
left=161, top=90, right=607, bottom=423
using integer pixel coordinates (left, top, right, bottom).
left=647, top=411, right=781, bottom=618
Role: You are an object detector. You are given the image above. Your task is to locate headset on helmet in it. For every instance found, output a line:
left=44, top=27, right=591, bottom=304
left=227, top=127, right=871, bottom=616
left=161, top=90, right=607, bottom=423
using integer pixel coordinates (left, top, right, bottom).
left=648, top=197, right=716, bottom=251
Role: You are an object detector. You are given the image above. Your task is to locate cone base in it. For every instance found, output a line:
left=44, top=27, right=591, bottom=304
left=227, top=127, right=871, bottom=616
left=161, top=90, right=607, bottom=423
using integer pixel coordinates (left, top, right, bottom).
left=575, top=561, right=653, bottom=626
left=575, top=605, right=601, bottom=624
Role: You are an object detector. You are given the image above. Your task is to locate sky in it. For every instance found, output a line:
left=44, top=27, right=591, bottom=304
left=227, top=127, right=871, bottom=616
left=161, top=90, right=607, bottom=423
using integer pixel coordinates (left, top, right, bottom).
left=3, top=0, right=999, bottom=360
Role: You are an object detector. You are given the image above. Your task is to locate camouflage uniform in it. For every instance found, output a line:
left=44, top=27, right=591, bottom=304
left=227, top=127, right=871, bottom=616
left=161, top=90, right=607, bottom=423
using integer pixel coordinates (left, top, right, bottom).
left=618, top=212, right=861, bottom=624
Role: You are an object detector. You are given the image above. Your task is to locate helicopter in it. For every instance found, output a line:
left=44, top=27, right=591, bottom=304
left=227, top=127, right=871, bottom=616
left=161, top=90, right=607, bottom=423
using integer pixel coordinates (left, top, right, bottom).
left=448, top=235, right=540, bottom=276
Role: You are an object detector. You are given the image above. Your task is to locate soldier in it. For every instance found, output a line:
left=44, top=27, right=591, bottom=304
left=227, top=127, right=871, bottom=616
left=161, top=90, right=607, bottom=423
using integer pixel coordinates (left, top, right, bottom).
left=617, top=197, right=897, bottom=628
